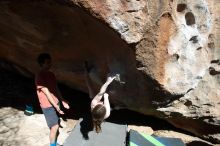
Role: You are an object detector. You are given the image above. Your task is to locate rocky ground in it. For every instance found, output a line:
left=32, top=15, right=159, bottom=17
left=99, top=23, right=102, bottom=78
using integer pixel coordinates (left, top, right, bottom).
left=0, top=107, right=77, bottom=146
left=0, top=69, right=218, bottom=146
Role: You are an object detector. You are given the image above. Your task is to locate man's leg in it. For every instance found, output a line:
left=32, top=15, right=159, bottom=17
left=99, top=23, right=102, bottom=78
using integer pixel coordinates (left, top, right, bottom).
left=50, top=124, right=59, bottom=146
left=42, top=107, right=60, bottom=146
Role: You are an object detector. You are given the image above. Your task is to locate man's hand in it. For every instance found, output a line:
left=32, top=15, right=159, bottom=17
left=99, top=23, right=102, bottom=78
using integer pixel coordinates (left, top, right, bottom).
left=62, top=101, right=70, bottom=109
left=55, top=105, right=64, bottom=115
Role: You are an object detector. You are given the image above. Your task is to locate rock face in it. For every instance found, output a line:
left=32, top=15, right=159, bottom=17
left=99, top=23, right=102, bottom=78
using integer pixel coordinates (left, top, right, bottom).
left=0, top=0, right=219, bottom=143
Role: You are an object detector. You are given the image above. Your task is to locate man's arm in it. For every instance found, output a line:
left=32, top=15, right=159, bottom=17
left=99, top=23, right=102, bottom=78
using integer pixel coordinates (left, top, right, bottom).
left=55, top=85, right=70, bottom=109
left=38, top=85, right=64, bottom=114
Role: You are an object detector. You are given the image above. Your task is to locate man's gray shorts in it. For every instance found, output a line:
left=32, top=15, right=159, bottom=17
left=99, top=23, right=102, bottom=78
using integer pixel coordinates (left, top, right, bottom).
left=42, top=107, right=59, bottom=128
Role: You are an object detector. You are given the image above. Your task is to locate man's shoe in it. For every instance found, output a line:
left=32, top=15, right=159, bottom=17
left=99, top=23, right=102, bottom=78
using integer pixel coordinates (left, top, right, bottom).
left=24, top=105, right=34, bottom=116
left=24, top=110, right=34, bottom=116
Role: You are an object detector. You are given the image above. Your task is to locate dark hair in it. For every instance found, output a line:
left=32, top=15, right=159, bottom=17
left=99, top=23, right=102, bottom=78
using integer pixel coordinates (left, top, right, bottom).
left=91, top=104, right=106, bottom=133
left=37, top=53, right=51, bottom=66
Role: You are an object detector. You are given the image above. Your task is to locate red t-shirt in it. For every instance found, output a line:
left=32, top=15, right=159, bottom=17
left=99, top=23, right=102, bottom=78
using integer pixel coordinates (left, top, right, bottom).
left=35, top=70, right=59, bottom=108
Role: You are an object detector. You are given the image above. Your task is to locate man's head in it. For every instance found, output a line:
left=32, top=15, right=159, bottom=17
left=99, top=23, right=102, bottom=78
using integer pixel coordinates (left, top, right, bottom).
left=37, top=53, right=52, bottom=69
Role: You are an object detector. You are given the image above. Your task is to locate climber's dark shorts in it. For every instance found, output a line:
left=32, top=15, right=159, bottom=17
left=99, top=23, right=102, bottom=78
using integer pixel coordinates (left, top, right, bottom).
left=42, top=107, right=59, bottom=128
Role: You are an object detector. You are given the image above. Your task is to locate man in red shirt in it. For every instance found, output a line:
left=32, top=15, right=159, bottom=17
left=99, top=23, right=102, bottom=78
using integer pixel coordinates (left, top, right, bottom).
left=35, top=53, right=70, bottom=146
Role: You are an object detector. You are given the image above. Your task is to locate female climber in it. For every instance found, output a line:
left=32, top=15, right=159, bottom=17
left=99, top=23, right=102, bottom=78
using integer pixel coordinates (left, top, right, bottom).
left=84, top=61, right=118, bottom=133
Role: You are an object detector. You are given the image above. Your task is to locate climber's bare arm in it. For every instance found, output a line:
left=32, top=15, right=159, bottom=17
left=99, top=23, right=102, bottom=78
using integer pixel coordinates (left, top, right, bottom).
left=91, top=75, right=116, bottom=109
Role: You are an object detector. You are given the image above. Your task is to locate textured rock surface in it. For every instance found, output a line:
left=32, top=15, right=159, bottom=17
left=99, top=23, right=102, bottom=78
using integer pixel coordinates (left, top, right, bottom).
left=0, top=107, right=77, bottom=146
left=158, top=71, right=220, bottom=143
left=0, top=0, right=219, bottom=143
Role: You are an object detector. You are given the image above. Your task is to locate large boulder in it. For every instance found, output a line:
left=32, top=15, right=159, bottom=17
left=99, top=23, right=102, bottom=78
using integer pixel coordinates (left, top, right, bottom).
left=0, top=0, right=219, bottom=143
